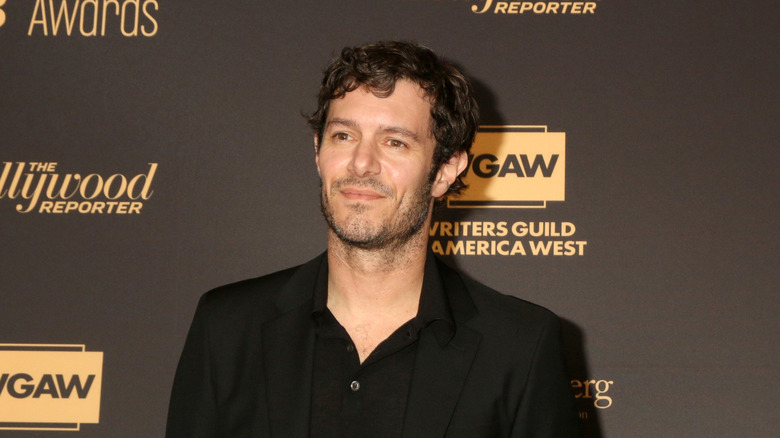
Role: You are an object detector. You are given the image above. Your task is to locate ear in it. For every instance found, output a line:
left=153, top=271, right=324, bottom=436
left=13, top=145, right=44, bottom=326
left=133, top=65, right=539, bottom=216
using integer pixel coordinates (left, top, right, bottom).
left=314, top=135, right=321, bottom=177
left=431, top=150, right=468, bottom=198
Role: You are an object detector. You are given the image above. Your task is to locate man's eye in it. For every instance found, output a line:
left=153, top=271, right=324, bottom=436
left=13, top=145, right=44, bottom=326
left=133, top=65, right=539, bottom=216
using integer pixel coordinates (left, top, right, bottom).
left=333, top=133, right=351, bottom=141
left=388, top=139, right=406, bottom=148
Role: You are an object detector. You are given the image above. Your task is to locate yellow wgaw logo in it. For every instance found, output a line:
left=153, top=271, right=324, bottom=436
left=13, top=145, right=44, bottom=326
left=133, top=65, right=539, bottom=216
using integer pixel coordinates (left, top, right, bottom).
left=0, top=0, right=7, bottom=27
left=449, top=125, right=565, bottom=208
left=0, top=344, right=103, bottom=431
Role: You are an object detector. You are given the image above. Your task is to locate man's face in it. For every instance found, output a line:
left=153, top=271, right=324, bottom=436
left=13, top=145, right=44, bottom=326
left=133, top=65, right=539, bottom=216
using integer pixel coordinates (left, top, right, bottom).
left=316, top=80, right=447, bottom=250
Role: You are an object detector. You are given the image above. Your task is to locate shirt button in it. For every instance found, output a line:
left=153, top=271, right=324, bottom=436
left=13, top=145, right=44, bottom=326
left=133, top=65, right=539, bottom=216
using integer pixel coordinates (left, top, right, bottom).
left=346, top=343, right=354, bottom=352
left=350, top=380, right=360, bottom=392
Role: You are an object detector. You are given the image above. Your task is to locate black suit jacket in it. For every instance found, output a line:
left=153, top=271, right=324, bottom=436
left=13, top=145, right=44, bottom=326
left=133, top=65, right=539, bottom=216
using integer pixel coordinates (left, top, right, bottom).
left=166, top=253, right=580, bottom=437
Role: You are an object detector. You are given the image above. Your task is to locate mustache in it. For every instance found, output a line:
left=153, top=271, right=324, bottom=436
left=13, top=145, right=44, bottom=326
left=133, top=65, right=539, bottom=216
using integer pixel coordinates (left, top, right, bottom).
left=330, top=177, right=394, bottom=198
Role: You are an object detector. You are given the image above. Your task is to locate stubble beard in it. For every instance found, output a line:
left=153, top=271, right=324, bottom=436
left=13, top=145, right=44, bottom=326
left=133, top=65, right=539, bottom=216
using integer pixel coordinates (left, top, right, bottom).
left=320, top=169, right=436, bottom=251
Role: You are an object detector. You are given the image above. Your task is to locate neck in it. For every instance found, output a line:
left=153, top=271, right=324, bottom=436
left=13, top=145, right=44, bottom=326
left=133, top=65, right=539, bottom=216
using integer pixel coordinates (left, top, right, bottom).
left=325, top=226, right=429, bottom=317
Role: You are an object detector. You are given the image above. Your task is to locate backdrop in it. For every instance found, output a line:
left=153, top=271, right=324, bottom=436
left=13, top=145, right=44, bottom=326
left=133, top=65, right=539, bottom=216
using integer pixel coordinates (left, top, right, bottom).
left=1, top=1, right=777, bottom=436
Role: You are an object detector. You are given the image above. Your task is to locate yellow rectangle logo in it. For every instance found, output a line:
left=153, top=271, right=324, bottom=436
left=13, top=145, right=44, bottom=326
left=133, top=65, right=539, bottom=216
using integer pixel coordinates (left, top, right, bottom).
left=449, top=126, right=565, bottom=208
left=0, top=344, right=103, bottom=431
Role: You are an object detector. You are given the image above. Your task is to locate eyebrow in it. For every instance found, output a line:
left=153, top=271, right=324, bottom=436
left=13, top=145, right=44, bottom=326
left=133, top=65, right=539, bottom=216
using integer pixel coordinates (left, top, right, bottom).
left=326, top=118, right=359, bottom=130
left=380, top=125, right=421, bottom=143
left=326, top=118, right=421, bottom=143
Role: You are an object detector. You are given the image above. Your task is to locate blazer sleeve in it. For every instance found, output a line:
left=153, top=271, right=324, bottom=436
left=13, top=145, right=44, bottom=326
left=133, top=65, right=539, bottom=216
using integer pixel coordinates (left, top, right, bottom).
left=511, top=312, right=581, bottom=437
left=166, top=294, right=218, bottom=438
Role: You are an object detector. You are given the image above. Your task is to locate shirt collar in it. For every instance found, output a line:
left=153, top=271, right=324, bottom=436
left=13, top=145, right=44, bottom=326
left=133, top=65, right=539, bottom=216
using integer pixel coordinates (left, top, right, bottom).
left=311, top=252, right=455, bottom=345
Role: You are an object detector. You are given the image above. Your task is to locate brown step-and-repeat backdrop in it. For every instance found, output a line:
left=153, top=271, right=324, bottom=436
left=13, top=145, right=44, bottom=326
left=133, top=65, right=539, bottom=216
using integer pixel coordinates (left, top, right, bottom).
left=1, top=1, right=777, bottom=437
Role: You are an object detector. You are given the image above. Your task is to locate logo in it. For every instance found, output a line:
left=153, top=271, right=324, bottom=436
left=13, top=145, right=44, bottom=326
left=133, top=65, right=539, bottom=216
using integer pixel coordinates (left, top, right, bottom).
left=431, top=125, right=586, bottom=257
left=0, top=0, right=6, bottom=28
left=0, top=344, right=103, bottom=431
left=471, top=1, right=599, bottom=15
left=0, top=161, right=158, bottom=214
left=27, top=0, right=159, bottom=37
left=449, top=125, right=565, bottom=209
left=571, top=378, right=614, bottom=410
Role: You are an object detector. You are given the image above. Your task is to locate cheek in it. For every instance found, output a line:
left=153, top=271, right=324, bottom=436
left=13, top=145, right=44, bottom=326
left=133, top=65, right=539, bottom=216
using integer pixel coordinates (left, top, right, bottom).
left=316, top=152, right=343, bottom=179
left=393, top=167, right=428, bottom=197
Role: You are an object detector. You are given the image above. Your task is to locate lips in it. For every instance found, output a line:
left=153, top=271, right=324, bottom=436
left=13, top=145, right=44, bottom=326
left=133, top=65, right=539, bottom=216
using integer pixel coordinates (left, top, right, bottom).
left=331, top=177, right=393, bottom=201
left=340, top=187, right=384, bottom=201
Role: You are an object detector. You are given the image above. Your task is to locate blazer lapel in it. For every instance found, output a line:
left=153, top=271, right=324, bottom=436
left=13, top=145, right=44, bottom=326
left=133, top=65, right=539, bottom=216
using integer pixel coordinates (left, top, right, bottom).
left=262, top=254, right=325, bottom=438
left=402, top=257, right=482, bottom=438
left=402, top=323, right=481, bottom=438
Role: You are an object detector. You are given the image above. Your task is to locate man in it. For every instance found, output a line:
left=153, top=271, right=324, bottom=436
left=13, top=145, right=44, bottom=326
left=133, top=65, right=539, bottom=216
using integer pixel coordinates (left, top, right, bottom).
left=166, top=41, right=580, bottom=438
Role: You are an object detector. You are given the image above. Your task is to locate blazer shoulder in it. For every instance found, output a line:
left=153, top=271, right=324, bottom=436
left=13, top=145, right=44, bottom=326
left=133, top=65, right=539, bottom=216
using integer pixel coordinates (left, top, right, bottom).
left=197, top=252, right=324, bottom=321
left=204, top=265, right=298, bottom=306
left=462, top=274, right=561, bottom=332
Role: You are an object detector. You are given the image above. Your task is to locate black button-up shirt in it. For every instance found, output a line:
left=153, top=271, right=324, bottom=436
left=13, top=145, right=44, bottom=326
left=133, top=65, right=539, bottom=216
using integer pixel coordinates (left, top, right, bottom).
left=309, top=256, right=454, bottom=438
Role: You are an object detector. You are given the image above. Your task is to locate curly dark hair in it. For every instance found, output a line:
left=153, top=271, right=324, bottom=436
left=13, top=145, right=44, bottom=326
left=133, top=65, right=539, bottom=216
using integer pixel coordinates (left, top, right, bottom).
left=307, top=41, right=479, bottom=197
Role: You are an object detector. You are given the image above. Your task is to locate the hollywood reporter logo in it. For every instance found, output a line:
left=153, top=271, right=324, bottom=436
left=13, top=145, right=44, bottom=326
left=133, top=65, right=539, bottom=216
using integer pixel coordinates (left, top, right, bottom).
left=0, top=162, right=158, bottom=214
left=471, top=1, right=598, bottom=15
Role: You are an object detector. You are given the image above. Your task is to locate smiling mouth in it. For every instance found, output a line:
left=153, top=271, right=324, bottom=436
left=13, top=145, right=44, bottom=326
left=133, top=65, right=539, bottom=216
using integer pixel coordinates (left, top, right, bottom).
left=339, top=188, right=385, bottom=201
left=332, top=177, right=393, bottom=201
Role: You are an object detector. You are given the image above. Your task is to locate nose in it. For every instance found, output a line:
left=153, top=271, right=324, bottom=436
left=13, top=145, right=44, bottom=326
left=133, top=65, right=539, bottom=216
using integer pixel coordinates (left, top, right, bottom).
left=347, top=139, right=380, bottom=177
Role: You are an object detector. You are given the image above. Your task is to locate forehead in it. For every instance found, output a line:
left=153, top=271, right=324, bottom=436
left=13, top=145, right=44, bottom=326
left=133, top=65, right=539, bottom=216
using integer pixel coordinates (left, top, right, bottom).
left=326, top=80, right=433, bottom=137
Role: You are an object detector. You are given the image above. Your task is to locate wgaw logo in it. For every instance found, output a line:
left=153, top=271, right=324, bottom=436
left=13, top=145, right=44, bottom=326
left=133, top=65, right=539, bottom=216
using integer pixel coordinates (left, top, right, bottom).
left=0, top=344, right=103, bottom=431
left=0, top=0, right=7, bottom=28
left=448, top=125, right=565, bottom=209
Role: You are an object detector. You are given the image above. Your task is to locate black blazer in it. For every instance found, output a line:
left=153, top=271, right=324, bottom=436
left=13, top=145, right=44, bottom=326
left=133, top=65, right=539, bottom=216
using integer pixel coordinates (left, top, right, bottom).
left=166, top=253, right=580, bottom=437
